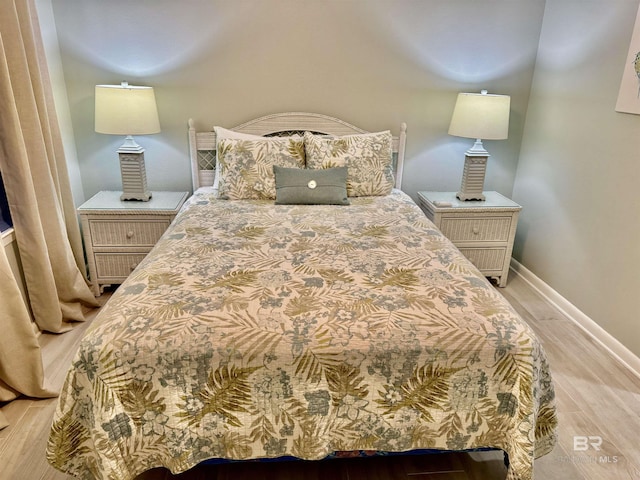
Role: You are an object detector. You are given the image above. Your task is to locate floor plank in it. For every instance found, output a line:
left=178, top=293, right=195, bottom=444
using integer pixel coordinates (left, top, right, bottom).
left=500, top=274, right=640, bottom=479
left=2, top=402, right=60, bottom=480
left=0, top=398, right=32, bottom=448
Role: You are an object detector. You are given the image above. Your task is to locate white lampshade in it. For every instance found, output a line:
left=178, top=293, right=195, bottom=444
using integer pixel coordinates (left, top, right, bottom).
left=95, top=82, right=160, bottom=136
left=95, top=82, right=160, bottom=202
left=448, top=90, right=510, bottom=140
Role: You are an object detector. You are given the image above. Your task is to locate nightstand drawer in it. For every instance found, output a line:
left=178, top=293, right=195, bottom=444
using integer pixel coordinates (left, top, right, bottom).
left=439, top=216, right=513, bottom=243
left=79, top=191, right=189, bottom=296
left=89, top=219, right=171, bottom=247
left=458, top=247, right=507, bottom=271
left=95, top=252, right=149, bottom=278
left=417, top=191, right=521, bottom=287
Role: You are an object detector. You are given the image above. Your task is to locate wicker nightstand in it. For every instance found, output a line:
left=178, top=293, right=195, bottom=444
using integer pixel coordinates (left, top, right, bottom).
left=78, top=191, right=189, bottom=295
left=417, top=191, right=521, bottom=287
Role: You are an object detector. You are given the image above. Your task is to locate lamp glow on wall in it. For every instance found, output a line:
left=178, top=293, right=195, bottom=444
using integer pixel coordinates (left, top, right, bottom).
left=95, top=82, right=160, bottom=201
left=448, top=90, right=510, bottom=201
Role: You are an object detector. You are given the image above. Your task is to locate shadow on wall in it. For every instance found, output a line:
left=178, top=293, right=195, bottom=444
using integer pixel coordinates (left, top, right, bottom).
left=53, top=1, right=255, bottom=77
left=361, top=2, right=543, bottom=84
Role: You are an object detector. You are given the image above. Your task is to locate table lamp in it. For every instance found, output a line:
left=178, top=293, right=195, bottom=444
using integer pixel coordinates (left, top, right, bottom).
left=448, top=90, right=510, bottom=201
left=95, top=82, right=160, bottom=201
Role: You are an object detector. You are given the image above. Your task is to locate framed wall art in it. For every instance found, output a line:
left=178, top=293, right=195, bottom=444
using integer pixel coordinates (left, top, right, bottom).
left=616, top=4, right=640, bottom=115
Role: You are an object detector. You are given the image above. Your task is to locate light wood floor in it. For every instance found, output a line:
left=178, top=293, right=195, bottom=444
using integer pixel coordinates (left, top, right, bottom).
left=2, top=273, right=640, bottom=480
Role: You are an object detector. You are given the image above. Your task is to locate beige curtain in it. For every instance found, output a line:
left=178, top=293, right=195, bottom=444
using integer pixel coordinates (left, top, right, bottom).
left=0, top=0, right=99, bottom=427
left=0, top=0, right=98, bottom=335
left=0, top=243, right=57, bottom=418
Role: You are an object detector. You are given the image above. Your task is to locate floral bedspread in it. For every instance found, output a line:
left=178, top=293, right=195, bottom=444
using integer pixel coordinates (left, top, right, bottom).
left=47, top=189, right=556, bottom=480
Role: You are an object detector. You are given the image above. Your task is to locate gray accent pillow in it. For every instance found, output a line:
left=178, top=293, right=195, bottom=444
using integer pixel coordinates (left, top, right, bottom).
left=273, top=166, right=350, bottom=205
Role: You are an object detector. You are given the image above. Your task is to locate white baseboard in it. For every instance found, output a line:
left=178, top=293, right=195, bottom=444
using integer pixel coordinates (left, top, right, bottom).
left=510, top=258, right=640, bottom=380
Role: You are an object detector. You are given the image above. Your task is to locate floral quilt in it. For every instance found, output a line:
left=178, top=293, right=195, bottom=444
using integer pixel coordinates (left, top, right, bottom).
left=47, top=189, right=556, bottom=480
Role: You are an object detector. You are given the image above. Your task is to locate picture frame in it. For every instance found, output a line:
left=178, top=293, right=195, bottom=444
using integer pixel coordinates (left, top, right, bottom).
left=616, top=4, right=640, bottom=115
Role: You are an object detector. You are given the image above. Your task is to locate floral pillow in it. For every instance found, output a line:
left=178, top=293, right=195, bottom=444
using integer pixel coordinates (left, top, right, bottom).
left=213, top=127, right=272, bottom=190
left=216, top=137, right=305, bottom=200
left=303, top=130, right=394, bottom=197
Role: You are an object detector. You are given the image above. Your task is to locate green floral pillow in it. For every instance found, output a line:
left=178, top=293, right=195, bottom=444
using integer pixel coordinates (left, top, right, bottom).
left=213, top=126, right=267, bottom=190
left=303, top=130, right=394, bottom=197
left=217, top=137, right=305, bottom=199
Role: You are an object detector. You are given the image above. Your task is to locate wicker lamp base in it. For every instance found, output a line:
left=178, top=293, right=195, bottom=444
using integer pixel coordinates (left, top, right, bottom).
left=119, top=150, right=152, bottom=201
left=456, top=154, right=488, bottom=201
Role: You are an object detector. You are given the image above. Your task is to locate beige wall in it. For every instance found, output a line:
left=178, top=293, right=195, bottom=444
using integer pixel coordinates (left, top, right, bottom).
left=513, top=0, right=640, bottom=356
left=50, top=0, right=545, bottom=201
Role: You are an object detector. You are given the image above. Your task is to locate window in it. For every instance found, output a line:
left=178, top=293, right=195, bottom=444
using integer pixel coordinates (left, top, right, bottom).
left=0, top=172, right=12, bottom=232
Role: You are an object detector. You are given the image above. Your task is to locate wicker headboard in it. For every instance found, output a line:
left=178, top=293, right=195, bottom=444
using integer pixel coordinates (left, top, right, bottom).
left=187, top=112, right=407, bottom=192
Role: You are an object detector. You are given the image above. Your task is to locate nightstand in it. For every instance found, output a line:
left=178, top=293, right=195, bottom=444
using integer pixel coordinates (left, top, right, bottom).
left=78, top=191, right=189, bottom=295
left=417, top=191, right=521, bottom=287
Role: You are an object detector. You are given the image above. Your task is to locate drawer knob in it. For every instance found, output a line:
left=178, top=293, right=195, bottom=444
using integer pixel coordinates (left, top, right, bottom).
left=130, top=263, right=138, bottom=272
left=472, top=227, right=480, bottom=235
left=126, top=230, right=134, bottom=239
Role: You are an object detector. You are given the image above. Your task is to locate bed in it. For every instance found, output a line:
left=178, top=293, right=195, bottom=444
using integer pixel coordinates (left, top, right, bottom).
left=47, top=112, right=556, bottom=480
